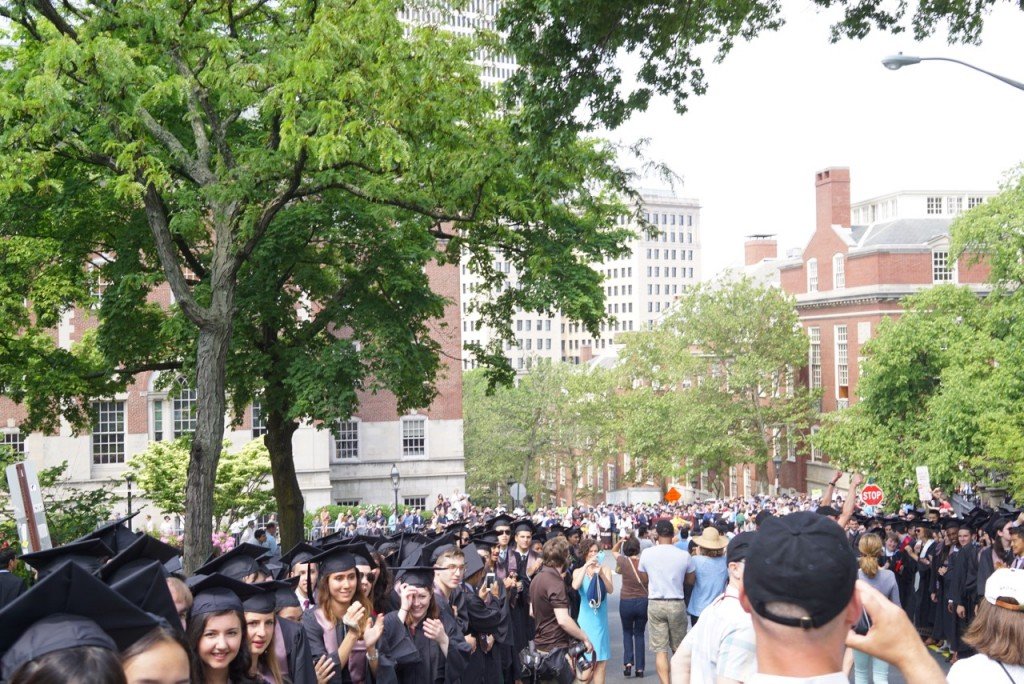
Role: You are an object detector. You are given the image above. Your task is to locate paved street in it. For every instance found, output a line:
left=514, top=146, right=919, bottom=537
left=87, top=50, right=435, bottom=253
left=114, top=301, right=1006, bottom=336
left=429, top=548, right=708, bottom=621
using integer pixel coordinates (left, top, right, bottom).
left=596, top=555, right=950, bottom=684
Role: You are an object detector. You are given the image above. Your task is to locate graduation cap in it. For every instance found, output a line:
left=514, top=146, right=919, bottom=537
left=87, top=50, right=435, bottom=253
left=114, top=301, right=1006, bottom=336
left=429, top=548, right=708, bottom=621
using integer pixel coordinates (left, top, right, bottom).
left=512, top=519, right=537, bottom=536
left=271, top=576, right=301, bottom=611
left=108, top=561, right=182, bottom=631
left=309, top=546, right=357, bottom=575
left=329, top=542, right=378, bottom=570
left=395, top=566, right=435, bottom=589
left=488, top=514, right=515, bottom=532
left=313, top=528, right=348, bottom=549
left=422, top=533, right=459, bottom=564
left=97, top=533, right=182, bottom=584
left=942, top=517, right=963, bottom=530
left=189, top=574, right=262, bottom=618
left=242, top=580, right=292, bottom=615
left=986, top=513, right=1016, bottom=538
left=281, top=542, right=319, bottom=569
left=194, top=543, right=268, bottom=581
left=564, top=526, right=582, bottom=538
left=461, top=543, right=485, bottom=578
left=20, top=539, right=114, bottom=580
left=0, top=563, right=159, bottom=680
left=75, top=512, right=143, bottom=556
left=471, top=531, right=500, bottom=549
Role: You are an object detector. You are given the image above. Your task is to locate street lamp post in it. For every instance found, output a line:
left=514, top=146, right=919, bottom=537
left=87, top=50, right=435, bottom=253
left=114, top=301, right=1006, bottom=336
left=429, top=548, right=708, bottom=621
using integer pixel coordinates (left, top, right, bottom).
left=390, top=464, right=400, bottom=531
left=882, top=54, right=1024, bottom=92
left=125, top=473, right=134, bottom=518
left=772, top=457, right=782, bottom=495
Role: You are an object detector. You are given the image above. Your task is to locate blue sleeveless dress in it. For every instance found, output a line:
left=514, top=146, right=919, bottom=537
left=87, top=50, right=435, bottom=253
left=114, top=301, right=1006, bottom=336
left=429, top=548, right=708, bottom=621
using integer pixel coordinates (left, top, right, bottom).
left=578, top=573, right=611, bottom=661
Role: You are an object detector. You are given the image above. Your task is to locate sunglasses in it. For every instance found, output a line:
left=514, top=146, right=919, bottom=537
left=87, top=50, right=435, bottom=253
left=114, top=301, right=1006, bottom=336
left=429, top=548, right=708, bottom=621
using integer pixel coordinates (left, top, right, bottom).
left=496, top=529, right=511, bottom=535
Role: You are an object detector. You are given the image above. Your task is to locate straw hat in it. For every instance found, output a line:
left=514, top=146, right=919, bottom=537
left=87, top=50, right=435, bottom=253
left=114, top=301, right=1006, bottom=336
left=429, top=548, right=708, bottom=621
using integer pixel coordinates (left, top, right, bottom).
left=692, top=526, right=729, bottom=550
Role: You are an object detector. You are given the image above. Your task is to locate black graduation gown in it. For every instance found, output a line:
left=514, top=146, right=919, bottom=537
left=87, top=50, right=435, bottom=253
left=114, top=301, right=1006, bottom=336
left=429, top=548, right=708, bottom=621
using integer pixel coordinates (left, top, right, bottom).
left=374, top=609, right=471, bottom=684
left=277, top=617, right=318, bottom=684
left=301, top=608, right=355, bottom=684
left=914, top=540, right=938, bottom=630
left=947, top=542, right=979, bottom=654
left=976, top=545, right=1009, bottom=604
left=931, top=542, right=952, bottom=641
left=504, top=549, right=539, bottom=678
left=453, top=584, right=504, bottom=683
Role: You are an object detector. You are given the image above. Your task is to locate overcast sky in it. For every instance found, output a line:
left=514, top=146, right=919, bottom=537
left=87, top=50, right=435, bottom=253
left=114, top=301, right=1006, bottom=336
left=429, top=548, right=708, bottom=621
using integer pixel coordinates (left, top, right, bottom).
left=610, top=1, right=1024, bottom=276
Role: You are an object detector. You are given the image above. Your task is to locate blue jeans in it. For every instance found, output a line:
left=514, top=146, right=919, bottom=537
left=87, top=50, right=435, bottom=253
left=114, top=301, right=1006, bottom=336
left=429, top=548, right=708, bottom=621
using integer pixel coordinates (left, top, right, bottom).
left=853, top=649, right=890, bottom=684
left=619, top=597, right=648, bottom=671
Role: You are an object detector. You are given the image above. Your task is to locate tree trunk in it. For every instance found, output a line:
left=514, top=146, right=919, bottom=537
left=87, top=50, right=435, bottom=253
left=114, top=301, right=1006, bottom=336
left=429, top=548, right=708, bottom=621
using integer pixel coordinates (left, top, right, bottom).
left=184, top=319, right=232, bottom=574
left=265, top=408, right=303, bottom=551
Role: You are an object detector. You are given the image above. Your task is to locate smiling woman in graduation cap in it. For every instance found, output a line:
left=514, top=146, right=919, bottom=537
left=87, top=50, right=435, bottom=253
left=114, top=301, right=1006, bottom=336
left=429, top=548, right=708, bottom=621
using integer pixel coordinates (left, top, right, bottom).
left=301, top=546, right=383, bottom=684
left=187, top=574, right=262, bottom=684
left=373, top=566, right=471, bottom=684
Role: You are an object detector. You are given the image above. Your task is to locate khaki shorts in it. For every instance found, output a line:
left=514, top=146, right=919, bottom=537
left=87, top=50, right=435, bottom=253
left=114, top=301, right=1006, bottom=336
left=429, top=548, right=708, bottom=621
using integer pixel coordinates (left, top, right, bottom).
left=647, top=599, right=688, bottom=653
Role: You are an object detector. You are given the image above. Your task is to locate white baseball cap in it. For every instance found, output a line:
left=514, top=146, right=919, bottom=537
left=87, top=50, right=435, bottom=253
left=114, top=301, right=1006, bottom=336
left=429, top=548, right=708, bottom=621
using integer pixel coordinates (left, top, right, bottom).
left=984, top=568, right=1024, bottom=611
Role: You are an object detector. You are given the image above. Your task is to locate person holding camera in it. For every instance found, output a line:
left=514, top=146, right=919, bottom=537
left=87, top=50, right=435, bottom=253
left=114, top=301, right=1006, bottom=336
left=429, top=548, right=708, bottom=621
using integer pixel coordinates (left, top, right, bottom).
left=572, top=538, right=613, bottom=683
left=530, top=536, right=594, bottom=684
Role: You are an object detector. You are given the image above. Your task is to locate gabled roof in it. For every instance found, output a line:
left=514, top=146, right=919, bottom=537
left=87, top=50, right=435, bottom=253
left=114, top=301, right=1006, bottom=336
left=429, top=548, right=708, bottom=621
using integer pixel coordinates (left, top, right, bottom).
left=854, top=218, right=951, bottom=249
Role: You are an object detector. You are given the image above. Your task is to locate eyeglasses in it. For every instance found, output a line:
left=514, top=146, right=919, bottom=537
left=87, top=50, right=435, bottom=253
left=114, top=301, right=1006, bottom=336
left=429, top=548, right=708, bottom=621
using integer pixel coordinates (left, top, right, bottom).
left=437, top=564, right=466, bottom=572
left=496, top=529, right=511, bottom=536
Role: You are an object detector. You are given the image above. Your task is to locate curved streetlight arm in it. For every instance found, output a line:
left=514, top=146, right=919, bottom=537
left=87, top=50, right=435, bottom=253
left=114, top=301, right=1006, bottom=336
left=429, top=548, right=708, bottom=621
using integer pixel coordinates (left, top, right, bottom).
left=883, top=54, right=1024, bottom=92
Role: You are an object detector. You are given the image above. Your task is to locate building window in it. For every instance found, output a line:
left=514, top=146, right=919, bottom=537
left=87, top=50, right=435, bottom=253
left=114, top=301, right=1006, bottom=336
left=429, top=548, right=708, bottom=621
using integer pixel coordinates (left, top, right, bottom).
left=926, top=196, right=943, bottom=215
left=947, top=196, right=963, bottom=215
left=810, top=426, right=822, bottom=463
left=336, top=499, right=361, bottom=507
left=332, top=420, right=359, bottom=460
left=809, top=327, right=822, bottom=390
left=968, top=196, right=984, bottom=209
left=401, top=416, right=427, bottom=457
left=832, top=253, right=845, bottom=289
left=92, top=401, right=125, bottom=465
left=403, top=496, right=427, bottom=509
left=1, top=430, right=25, bottom=456
left=835, top=325, right=849, bottom=401
left=807, top=258, right=818, bottom=292
left=251, top=400, right=267, bottom=438
left=172, top=378, right=197, bottom=438
left=932, top=249, right=955, bottom=283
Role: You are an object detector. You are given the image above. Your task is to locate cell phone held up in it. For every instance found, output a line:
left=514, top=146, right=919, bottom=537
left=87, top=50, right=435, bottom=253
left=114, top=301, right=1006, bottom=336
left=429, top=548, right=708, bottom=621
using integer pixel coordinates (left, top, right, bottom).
left=485, top=572, right=496, bottom=588
left=853, top=608, right=872, bottom=636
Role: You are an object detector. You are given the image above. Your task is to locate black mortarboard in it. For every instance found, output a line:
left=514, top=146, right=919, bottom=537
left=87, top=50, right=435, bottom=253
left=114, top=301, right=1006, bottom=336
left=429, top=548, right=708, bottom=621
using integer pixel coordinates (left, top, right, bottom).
left=194, top=543, right=267, bottom=581
left=189, top=574, right=261, bottom=617
left=328, top=542, right=377, bottom=570
left=97, top=533, right=181, bottom=584
left=242, top=581, right=290, bottom=614
left=488, top=514, right=515, bottom=532
left=462, top=543, right=485, bottom=578
left=471, top=531, right=500, bottom=549
left=281, top=542, right=319, bottom=568
left=396, top=566, right=435, bottom=588
left=986, top=513, right=1016, bottom=538
left=0, top=563, right=158, bottom=679
left=565, top=526, right=582, bottom=538
left=815, top=505, right=840, bottom=518
left=109, top=562, right=182, bottom=631
left=75, top=513, right=142, bottom=556
left=942, top=517, right=962, bottom=530
left=272, top=577, right=301, bottom=610
left=314, top=528, right=348, bottom=548
left=422, top=533, right=458, bottom=564
left=309, top=546, right=357, bottom=575
left=20, top=539, right=113, bottom=579
left=512, top=519, right=537, bottom=536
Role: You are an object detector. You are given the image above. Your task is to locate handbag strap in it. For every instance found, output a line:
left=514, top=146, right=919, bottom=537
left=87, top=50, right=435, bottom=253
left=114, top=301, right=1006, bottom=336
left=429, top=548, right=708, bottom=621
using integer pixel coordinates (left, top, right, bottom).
left=627, top=557, right=647, bottom=590
left=999, top=661, right=1018, bottom=684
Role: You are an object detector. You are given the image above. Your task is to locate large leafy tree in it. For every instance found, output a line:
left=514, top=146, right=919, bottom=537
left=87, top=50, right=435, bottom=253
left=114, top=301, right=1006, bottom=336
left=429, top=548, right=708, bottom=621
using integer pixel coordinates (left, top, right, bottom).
left=0, top=0, right=634, bottom=569
left=612, top=276, right=817, bottom=491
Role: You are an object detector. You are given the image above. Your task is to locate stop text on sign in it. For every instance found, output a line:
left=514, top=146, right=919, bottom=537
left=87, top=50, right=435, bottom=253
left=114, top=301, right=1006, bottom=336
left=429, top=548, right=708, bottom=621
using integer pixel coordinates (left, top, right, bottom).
left=860, top=484, right=885, bottom=507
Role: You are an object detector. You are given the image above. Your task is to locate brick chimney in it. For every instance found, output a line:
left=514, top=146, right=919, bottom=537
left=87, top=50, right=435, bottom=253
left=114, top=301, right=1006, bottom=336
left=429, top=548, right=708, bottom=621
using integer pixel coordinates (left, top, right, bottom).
left=744, top=235, right=777, bottom=266
left=815, top=167, right=851, bottom=232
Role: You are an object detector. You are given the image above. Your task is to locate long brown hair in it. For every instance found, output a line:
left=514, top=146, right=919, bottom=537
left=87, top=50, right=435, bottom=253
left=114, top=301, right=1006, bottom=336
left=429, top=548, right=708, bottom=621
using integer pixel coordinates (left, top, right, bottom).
left=858, top=533, right=881, bottom=578
left=317, top=568, right=373, bottom=625
left=963, top=599, right=1024, bottom=666
left=249, top=614, right=284, bottom=684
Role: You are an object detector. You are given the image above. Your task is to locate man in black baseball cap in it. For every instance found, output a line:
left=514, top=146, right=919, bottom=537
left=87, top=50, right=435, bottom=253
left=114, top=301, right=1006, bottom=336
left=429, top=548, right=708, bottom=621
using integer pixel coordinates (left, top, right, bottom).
left=739, top=512, right=944, bottom=683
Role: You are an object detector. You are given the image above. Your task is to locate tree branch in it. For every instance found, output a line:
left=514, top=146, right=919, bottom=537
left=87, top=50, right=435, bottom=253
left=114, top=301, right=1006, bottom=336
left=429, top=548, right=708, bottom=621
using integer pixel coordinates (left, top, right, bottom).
left=171, top=49, right=213, bottom=174
left=83, top=360, right=183, bottom=380
left=32, top=0, right=79, bottom=39
left=136, top=106, right=214, bottom=186
left=141, top=182, right=211, bottom=326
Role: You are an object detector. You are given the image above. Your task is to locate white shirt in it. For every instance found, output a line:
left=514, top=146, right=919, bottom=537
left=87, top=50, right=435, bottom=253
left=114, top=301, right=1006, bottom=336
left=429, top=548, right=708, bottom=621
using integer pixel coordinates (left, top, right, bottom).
left=948, top=653, right=1024, bottom=683
left=638, top=543, right=690, bottom=600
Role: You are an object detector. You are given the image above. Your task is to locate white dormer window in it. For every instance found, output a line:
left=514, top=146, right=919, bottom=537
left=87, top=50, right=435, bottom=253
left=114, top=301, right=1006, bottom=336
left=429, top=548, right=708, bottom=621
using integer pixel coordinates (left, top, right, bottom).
left=932, top=249, right=956, bottom=283
left=833, top=253, right=845, bottom=289
left=807, top=258, right=818, bottom=292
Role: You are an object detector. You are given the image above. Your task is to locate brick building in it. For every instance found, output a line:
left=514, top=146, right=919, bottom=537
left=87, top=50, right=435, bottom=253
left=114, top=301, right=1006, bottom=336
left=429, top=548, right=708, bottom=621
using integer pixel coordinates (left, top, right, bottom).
left=776, top=167, right=993, bottom=494
left=0, top=260, right=465, bottom=518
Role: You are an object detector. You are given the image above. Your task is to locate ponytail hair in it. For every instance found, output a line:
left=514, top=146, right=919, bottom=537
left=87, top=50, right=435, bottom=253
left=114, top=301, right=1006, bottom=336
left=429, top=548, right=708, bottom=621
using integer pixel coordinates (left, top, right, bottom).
left=858, top=533, right=882, bottom=578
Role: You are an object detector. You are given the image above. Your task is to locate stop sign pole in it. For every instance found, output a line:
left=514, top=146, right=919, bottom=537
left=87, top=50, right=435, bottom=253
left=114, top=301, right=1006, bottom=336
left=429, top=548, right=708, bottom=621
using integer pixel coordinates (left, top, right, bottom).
left=860, top=484, right=885, bottom=507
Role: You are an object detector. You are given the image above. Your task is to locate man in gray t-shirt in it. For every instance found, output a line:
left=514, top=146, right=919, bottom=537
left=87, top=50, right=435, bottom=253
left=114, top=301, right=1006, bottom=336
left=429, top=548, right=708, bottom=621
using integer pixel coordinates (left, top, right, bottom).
left=638, top=519, right=691, bottom=683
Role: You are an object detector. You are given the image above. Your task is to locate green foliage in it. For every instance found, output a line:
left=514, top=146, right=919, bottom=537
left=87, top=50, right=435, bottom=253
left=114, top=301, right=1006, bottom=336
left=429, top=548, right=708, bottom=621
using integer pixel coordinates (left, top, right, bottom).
left=810, top=0, right=1012, bottom=44
left=613, top=276, right=817, bottom=490
left=0, top=447, right=120, bottom=551
left=129, top=438, right=274, bottom=531
left=302, top=505, right=433, bottom=532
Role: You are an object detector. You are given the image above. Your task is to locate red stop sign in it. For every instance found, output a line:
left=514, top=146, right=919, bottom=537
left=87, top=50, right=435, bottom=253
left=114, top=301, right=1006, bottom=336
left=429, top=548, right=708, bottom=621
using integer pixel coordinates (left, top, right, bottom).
left=860, top=484, right=885, bottom=507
